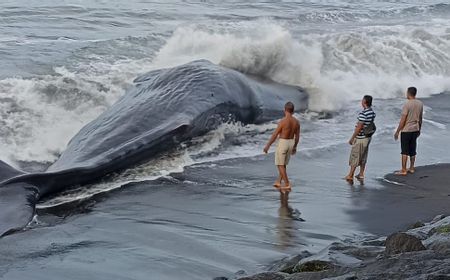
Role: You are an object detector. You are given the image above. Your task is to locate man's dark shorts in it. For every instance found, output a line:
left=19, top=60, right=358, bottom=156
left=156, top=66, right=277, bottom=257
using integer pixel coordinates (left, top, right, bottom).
left=401, top=131, right=420, bottom=156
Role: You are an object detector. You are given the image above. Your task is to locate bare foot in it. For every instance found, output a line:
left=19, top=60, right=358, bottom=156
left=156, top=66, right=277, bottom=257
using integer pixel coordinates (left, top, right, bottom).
left=408, top=168, right=415, bottom=174
left=280, top=184, right=292, bottom=192
left=355, top=174, right=364, bottom=180
left=273, top=181, right=282, bottom=189
left=395, top=170, right=408, bottom=176
left=344, top=175, right=354, bottom=181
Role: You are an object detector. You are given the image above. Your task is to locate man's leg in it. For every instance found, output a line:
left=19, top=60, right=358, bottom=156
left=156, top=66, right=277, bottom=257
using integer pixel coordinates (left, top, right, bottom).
left=409, top=156, right=416, bottom=172
left=356, top=163, right=366, bottom=179
left=408, top=132, right=418, bottom=173
left=274, top=174, right=283, bottom=188
left=396, top=133, right=409, bottom=175
left=274, top=143, right=283, bottom=188
left=399, top=154, right=408, bottom=174
left=347, top=139, right=359, bottom=181
left=346, top=165, right=357, bottom=181
left=356, top=138, right=370, bottom=179
left=277, top=165, right=290, bottom=188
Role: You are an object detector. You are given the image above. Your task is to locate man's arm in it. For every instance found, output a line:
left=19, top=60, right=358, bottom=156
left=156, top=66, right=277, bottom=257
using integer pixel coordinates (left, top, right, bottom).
left=348, top=122, right=364, bottom=145
left=394, top=114, right=407, bottom=141
left=264, top=122, right=282, bottom=153
left=292, top=121, right=300, bottom=154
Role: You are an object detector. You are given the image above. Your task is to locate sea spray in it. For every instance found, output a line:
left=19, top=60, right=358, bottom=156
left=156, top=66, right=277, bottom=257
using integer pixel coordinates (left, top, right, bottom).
left=152, top=22, right=450, bottom=110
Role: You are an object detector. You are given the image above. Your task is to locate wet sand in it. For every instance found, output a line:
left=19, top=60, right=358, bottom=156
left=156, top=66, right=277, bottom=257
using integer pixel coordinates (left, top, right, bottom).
left=347, top=164, right=450, bottom=235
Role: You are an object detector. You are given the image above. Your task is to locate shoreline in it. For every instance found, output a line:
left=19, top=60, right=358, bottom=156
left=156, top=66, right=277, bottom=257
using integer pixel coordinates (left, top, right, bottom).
left=223, top=163, right=450, bottom=280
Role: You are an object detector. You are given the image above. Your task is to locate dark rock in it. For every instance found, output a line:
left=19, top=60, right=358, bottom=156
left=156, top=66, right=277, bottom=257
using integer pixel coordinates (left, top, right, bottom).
left=238, top=272, right=287, bottom=280
left=429, top=242, right=450, bottom=254
left=385, top=232, right=426, bottom=255
left=427, top=275, right=450, bottom=280
left=284, top=267, right=351, bottom=280
left=293, top=260, right=333, bottom=273
left=347, top=247, right=382, bottom=259
left=213, top=277, right=229, bottom=280
left=408, top=221, right=425, bottom=230
left=269, top=251, right=312, bottom=273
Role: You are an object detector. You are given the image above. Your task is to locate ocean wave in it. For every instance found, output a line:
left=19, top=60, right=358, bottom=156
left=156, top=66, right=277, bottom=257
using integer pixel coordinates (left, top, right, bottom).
left=153, top=22, right=450, bottom=110
left=2, top=18, right=450, bottom=168
left=0, top=58, right=154, bottom=165
left=294, top=3, right=450, bottom=24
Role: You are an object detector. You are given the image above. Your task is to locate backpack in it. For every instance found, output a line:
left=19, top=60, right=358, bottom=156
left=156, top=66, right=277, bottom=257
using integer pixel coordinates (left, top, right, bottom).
left=363, top=122, right=376, bottom=137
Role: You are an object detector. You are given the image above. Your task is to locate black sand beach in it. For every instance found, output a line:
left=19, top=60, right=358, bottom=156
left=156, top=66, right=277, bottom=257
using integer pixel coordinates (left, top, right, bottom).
left=350, top=164, right=450, bottom=235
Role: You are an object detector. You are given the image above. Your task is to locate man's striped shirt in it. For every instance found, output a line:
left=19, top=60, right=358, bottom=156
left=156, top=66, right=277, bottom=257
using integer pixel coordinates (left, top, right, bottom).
left=356, top=107, right=376, bottom=139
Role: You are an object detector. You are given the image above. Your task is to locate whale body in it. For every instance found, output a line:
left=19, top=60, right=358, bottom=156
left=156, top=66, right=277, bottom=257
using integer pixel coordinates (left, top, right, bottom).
left=0, top=60, right=308, bottom=236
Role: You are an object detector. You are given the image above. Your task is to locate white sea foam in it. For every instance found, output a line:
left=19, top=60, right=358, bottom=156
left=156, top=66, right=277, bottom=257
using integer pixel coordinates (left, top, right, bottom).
left=153, top=22, right=450, bottom=111
left=0, top=58, right=154, bottom=165
left=423, top=118, right=446, bottom=130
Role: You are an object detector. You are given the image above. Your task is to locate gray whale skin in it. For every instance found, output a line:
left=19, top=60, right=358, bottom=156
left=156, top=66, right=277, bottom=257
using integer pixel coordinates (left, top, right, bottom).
left=0, top=60, right=308, bottom=236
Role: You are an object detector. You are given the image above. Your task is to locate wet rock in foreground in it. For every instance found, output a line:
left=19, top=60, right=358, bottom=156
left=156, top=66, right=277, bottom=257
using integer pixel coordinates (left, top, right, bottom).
left=384, top=232, right=426, bottom=255
left=269, top=252, right=312, bottom=274
left=234, top=215, right=450, bottom=280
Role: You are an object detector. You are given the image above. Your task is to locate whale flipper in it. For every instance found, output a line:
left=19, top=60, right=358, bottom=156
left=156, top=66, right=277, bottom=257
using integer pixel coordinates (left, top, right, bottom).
left=0, top=161, right=38, bottom=236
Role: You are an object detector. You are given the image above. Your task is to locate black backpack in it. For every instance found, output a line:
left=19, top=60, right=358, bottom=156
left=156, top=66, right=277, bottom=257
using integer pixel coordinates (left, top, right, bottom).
left=363, top=122, right=376, bottom=137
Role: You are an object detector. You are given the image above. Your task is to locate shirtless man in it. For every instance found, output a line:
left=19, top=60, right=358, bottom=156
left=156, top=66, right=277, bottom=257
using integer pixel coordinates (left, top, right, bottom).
left=263, top=102, right=300, bottom=191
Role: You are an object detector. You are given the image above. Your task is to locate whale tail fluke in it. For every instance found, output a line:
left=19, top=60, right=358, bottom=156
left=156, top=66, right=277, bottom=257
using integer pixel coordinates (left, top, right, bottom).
left=0, top=160, right=39, bottom=237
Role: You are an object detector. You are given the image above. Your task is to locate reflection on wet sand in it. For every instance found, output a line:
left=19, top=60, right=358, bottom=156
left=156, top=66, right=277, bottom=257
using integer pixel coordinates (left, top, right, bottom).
left=346, top=176, right=365, bottom=188
left=276, top=191, right=304, bottom=249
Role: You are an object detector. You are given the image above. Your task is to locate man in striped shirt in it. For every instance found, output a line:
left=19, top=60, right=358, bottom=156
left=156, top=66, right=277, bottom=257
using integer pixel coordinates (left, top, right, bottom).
left=345, top=95, right=376, bottom=182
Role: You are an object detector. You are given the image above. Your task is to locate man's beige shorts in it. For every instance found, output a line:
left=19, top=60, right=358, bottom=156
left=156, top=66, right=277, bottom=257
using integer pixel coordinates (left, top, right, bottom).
left=349, top=137, right=371, bottom=167
left=275, top=139, right=295, bottom=166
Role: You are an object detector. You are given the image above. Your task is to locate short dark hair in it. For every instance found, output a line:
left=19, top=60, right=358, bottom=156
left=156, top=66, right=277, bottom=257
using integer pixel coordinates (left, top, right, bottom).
left=407, top=87, right=417, bottom=97
left=284, top=102, right=294, bottom=113
left=363, top=95, right=373, bottom=107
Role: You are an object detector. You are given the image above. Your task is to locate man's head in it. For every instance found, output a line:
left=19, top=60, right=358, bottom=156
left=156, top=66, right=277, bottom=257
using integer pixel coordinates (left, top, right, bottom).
left=407, top=87, right=417, bottom=99
left=284, top=102, right=294, bottom=114
left=362, top=95, right=373, bottom=108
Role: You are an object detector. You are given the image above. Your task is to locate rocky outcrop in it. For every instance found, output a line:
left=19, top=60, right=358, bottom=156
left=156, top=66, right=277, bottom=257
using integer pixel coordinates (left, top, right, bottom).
left=230, top=215, right=450, bottom=280
left=269, top=252, right=312, bottom=274
left=384, top=232, right=426, bottom=255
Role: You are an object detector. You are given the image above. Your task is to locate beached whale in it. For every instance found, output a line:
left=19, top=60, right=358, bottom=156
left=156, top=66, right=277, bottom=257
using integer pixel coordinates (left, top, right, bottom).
left=0, top=60, right=308, bottom=236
